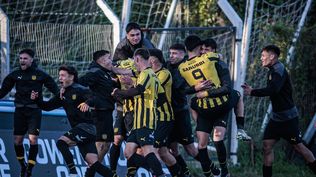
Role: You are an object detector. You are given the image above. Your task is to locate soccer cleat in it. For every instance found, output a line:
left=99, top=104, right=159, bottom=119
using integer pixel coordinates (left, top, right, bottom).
left=20, top=169, right=26, bottom=177
left=25, top=168, right=32, bottom=177
left=237, top=129, right=251, bottom=141
left=19, top=162, right=27, bottom=177
left=211, top=164, right=221, bottom=176
left=220, top=167, right=230, bottom=177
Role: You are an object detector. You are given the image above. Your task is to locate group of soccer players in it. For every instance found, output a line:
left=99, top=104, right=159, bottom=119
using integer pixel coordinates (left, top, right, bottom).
left=1, top=21, right=316, bottom=177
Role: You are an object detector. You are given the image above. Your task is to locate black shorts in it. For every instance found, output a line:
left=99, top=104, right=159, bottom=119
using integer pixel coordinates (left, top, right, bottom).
left=127, top=128, right=155, bottom=147
left=93, top=109, right=114, bottom=142
left=14, top=107, right=41, bottom=136
left=263, top=117, right=302, bottom=144
left=113, top=111, right=133, bottom=137
left=196, top=111, right=229, bottom=134
left=169, top=109, right=194, bottom=145
left=191, top=90, right=240, bottom=115
left=63, top=125, right=98, bottom=158
left=154, top=121, right=174, bottom=148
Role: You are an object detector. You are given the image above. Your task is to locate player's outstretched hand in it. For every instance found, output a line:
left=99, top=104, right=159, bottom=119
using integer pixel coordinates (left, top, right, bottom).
left=241, top=83, right=253, bottom=96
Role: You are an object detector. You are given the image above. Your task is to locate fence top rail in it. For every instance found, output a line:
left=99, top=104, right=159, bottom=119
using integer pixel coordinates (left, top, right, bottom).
left=142, top=26, right=236, bottom=32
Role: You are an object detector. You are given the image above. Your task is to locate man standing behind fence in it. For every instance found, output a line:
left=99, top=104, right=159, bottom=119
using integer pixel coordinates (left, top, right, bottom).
left=0, top=49, right=58, bottom=177
left=242, top=45, right=316, bottom=177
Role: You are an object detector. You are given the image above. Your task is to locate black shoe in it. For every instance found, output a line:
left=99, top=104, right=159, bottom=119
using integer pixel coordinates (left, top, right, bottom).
left=211, top=165, right=220, bottom=176
left=220, top=168, right=230, bottom=177
left=20, top=165, right=26, bottom=177
left=25, top=168, right=32, bottom=177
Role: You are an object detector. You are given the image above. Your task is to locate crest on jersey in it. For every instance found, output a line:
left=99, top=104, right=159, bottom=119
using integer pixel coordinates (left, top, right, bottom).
left=32, top=75, right=37, bottom=80
left=72, top=94, right=77, bottom=100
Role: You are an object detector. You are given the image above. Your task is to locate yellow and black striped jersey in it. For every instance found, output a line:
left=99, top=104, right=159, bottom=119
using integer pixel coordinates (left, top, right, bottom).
left=117, top=58, right=137, bottom=114
left=156, top=68, right=174, bottom=121
left=133, top=68, right=159, bottom=129
left=178, top=52, right=229, bottom=109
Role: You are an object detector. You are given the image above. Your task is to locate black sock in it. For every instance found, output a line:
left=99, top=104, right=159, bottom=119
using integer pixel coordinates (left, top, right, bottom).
left=308, top=160, right=316, bottom=174
left=27, top=144, right=38, bottom=173
left=198, top=148, right=220, bottom=176
left=14, top=144, right=27, bottom=171
left=14, top=144, right=26, bottom=166
left=56, top=140, right=77, bottom=174
left=145, top=152, right=164, bottom=176
left=85, top=167, right=96, bottom=177
left=175, top=155, right=190, bottom=175
left=262, top=165, right=272, bottom=177
left=109, top=144, right=121, bottom=171
left=236, top=116, right=244, bottom=129
left=167, top=163, right=182, bottom=177
left=91, top=161, right=114, bottom=177
left=214, top=140, right=228, bottom=174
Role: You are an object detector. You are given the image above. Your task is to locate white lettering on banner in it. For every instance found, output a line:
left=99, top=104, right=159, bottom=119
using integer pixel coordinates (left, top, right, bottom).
left=56, top=166, right=68, bottom=177
left=44, top=139, right=64, bottom=164
left=56, top=166, right=87, bottom=177
left=70, top=147, right=85, bottom=166
left=0, top=138, right=8, bottom=162
left=37, top=139, right=48, bottom=164
left=0, top=164, right=11, bottom=177
left=73, top=146, right=83, bottom=165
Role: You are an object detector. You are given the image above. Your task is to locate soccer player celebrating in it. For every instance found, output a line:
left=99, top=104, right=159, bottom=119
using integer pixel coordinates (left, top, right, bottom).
left=0, top=49, right=58, bottom=177
left=201, top=38, right=251, bottom=141
left=78, top=50, right=117, bottom=176
left=149, top=48, right=185, bottom=177
left=167, top=44, right=201, bottom=176
left=110, top=22, right=155, bottom=173
left=242, top=45, right=316, bottom=177
left=179, top=35, right=236, bottom=177
left=112, top=48, right=166, bottom=177
left=31, top=65, right=115, bottom=177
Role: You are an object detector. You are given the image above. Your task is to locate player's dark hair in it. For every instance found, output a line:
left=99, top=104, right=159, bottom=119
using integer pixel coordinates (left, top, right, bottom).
left=184, top=35, right=202, bottom=52
left=59, top=65, right=78, bottom=82
left=202, top=38, right=217, bottom=52
left=134, top=48, right=150, bottom=60
left=148, top=48, right=165, bottom=64
left=169, top=43, right=186, bottom=52
left=19, top=49, right=35, bottom=58
left=262, top=45, right=280, bottom=57
left=93, top=50, right=110, bottom=61
left=126, top=22, right=141, bottom=33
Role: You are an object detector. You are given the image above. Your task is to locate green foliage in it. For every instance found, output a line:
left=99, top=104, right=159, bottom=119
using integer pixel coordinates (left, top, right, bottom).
left=229, top=142, right=315, bottom=177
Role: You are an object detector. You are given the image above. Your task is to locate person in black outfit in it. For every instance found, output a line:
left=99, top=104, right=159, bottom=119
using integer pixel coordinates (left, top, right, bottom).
left=31, top=65, right=115, bottom=177
left=167, top=44, right=200, bottom=176
left=113, top=22, right=155, bottom=62
left=242, top=45, right=316, bottom=177
left=78, top=50, right=117, bottom=176
left=0, top=49, right=58, bottom=177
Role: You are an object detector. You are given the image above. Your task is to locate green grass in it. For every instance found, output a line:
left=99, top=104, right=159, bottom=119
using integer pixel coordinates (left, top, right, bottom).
left=186, top=141, right=315, bottom=177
